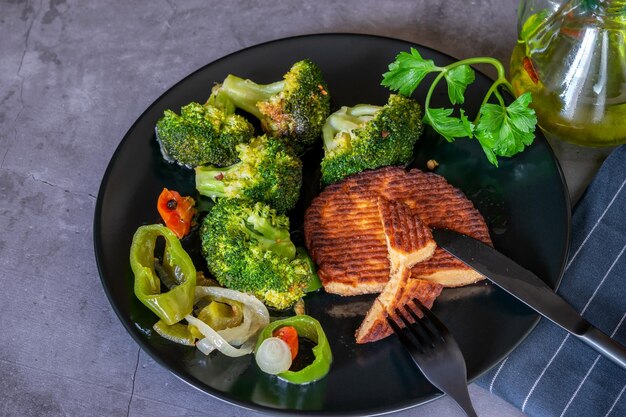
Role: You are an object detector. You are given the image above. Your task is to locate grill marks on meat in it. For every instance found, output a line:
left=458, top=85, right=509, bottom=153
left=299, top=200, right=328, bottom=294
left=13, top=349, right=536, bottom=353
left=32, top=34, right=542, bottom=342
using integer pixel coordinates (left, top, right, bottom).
left=304, top=166, right=492, bottom=295
left=355, top=198, right=441, bottom=343
left=377, top=197, right=436, bottom=269
left=356, top=276, right=443, bottom=344
left=303, top=166, right=492, bottom=343
left=305, top=181, right=390, bottom=295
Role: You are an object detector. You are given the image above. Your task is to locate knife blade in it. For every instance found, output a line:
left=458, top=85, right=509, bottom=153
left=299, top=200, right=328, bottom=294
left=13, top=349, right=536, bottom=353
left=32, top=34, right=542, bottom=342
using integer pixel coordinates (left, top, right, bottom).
left=432, top=228, right=626, bottom=370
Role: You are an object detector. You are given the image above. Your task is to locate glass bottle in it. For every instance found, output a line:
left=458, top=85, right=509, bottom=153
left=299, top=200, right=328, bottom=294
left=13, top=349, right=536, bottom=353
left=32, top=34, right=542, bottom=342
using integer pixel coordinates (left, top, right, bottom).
left=510, top=0, right=626, bottom=146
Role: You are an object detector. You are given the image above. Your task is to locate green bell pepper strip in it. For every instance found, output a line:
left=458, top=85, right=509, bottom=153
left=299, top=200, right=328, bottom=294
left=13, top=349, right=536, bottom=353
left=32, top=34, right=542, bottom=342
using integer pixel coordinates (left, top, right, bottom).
left=130, top=224, right=196, bottom=325
left=297, top=247, right=322, bottom=293
left=153, top=320, right=196, bottom=346
left=255, top=315, right=332, bottom=384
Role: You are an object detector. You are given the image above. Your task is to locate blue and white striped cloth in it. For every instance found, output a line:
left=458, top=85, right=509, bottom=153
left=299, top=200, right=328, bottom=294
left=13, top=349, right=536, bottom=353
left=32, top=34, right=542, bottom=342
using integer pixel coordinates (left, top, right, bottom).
left=478, top=145, right=626, bottom=417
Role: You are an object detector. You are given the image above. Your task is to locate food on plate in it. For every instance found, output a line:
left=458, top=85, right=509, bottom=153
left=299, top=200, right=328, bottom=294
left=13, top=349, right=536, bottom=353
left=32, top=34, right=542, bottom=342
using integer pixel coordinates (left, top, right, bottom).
left=426, top=159, right=439, bottom=170
left=128, top=223, right=330, bottom=374
left=273, top=325, right=299, bottom=360
left=195, top=134, right=302, bottom=213
left=153, top=319, right=196, bottom=346
left=186, top=286, right=270, bottom=357
left=304, top=166, right=492, bottom=343
left=209, top=59, right=331, bottom=154
left=320, top=94, right=423, bottom=185
left=256, top=337, right=294, bottom=375
left=355, top=198, right=442, bottom=343
left=382, top=47, right=537, bottom=166
left=155, top=102, right=254, bottom=168
left=130, top=225, right=271, bottom=355
left=127, top=51, right=524, bottom=387
left=188, top=295, right=244, bottom=337
left=130, top=224, right=197, bottom=325
left=255, top=315, right=332, bottom=384
left=304, top=166, right=491, bottom=297
left=156, top=188, right=197, bottom=238
left=200, top=198, right=318, bottom=310
left=305, top=178, right=389, bottom=296
left=357, top=278, right=443, bottom=344
left=376, top=197, right=437, bottom=269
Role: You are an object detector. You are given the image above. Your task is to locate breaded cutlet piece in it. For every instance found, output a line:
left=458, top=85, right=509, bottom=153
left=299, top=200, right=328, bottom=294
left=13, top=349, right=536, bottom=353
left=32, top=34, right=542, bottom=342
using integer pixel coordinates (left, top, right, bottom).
left=355, top=198, right=440, bottom=344
left=304, top=176, right=389, bottom=295
left=304, top=166, right=491, bottom=296
left=355, top=275, right=443, bottom=344
left=377, top=197, right=437, bottom=270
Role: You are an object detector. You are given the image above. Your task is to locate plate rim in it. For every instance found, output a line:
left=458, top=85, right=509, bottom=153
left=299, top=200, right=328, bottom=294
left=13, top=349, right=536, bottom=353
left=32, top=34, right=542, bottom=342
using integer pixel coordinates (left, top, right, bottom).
left=93, top=32, right=572, bottom=416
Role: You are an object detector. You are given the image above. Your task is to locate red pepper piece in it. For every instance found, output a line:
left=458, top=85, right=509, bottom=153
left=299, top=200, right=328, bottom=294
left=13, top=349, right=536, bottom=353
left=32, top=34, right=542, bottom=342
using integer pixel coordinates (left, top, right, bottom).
left=522, top=57, right=539, bottom=85
left=273, top=325, right=299, bottom=361
left=157, top=188, right=196, bottom=238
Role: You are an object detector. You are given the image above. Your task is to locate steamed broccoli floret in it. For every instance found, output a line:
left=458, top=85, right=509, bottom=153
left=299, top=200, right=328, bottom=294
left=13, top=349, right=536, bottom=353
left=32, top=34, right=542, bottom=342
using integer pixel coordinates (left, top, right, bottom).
left=200, top=199, right=315, bottom=310
left=210, top=59, right=331, bottom=154
left=155, top=102, right=254, bottom=168
left=320, top=94, right=424, bottom=185
left=195, top=135, right=302, bottom=213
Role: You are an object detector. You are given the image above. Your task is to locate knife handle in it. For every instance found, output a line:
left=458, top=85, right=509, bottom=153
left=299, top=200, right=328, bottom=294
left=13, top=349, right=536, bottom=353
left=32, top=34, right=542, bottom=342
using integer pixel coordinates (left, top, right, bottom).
left=579, top=326, right=626, bottom=370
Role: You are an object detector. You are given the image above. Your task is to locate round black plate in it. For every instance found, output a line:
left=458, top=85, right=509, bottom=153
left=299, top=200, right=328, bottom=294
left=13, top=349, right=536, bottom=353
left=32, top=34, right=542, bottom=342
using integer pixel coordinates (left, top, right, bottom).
left=94, top=34, right=571, bottom=416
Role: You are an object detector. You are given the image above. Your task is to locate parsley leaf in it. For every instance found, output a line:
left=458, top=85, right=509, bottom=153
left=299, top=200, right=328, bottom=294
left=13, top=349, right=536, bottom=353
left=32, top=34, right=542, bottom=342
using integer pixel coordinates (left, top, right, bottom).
left=479, top=143, right=499, bottom=167
left=381, top=48, right=438, bottom=96
left=382, top=50, right=538, bottom=166
left=506, top=92, right=537, bottom=133
left=475, top=92, right=537, bottom=159
left=425, top=108, right=474, bottom=142
left=444, top=65, right=475, bottom=105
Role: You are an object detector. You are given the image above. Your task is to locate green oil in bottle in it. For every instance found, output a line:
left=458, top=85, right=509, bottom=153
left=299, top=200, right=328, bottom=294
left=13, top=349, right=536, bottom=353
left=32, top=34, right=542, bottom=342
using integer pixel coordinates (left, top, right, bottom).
left=510, top=1, right=626, bottom=146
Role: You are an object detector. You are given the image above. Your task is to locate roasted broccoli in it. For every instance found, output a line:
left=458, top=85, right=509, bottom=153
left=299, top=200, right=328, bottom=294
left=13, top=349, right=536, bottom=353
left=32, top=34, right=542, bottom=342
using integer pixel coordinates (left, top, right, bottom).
left=210, top=59, right=331, bottom=154
left=200, top=199, right=315, bottom=310
left=320, top=94, right=424, bottom=185
left=155, top=102, right=254, bottom=168
left=195, top=134, right=302, bottom=213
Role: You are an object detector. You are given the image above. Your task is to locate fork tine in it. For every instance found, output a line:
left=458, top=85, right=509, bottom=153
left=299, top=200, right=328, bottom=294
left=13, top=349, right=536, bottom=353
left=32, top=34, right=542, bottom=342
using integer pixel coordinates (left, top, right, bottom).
left=412, top=298, right=450, bottom=339
left=386, top=311, right=425, bottom=355
left=395, top=307, right=432, bottom=348
left=394, top=307, right=412, bottom=328
left=403, top=303, right=438, bottom=346
left=386, top=312, right=403, bottom=334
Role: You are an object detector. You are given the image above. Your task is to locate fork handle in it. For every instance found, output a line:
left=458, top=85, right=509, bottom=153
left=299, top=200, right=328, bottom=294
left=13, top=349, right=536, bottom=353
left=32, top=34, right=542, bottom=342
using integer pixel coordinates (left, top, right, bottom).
left=457, top=402, right=479, bottom=417
left=448, top=385, right=479, bottom=417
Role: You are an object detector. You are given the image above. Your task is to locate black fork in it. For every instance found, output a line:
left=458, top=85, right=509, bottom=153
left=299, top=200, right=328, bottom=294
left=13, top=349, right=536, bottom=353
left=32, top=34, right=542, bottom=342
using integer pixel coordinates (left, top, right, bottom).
left=386, top=299, right=479, bottom=417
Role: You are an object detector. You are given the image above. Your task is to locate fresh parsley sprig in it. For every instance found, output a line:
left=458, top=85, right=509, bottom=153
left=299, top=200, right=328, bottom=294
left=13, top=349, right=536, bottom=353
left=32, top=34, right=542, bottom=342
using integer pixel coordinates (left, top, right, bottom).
left=382, top=48, right=537, bottom=166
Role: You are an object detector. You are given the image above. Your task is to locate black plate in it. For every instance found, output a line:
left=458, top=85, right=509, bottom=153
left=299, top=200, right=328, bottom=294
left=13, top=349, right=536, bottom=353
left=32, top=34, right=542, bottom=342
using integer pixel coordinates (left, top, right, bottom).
left=94, top=34, right=571, bottom=416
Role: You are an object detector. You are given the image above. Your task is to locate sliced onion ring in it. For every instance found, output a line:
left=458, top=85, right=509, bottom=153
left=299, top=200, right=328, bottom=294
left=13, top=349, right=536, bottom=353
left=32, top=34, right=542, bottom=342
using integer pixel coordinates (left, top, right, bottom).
left=194, top=286, right=269, bottom=346
left=187, top=287, right=270, bottom=357
left=186, top=314, right=253, bottom=357
left=255, top=337, right=292, bottom=375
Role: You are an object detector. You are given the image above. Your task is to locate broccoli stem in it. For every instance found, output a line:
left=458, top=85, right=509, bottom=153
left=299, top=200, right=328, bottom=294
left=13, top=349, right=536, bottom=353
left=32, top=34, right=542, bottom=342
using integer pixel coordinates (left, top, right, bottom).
left=195, top=165, right=235, bottom=198
left=243, top=211, right=296, bottom=260
left=322, top=105, right=381, bottom=151
left=220, top=75, right=285, bottom=119
left=206, top=85, right=236, bottom=114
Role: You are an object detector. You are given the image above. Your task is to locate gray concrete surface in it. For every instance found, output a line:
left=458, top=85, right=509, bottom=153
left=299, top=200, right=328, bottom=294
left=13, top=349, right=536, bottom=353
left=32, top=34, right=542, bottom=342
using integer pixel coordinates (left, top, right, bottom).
left=0, top=1, right=609, bottom=416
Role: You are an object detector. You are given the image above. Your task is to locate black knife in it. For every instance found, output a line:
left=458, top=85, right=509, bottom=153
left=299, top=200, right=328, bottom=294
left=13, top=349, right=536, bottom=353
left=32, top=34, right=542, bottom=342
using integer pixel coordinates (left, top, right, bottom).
left=432, top=228, right=626, bottom=370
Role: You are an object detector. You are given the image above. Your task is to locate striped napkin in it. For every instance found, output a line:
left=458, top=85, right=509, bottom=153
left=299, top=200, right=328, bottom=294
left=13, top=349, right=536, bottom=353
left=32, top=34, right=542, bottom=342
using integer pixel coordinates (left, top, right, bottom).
left=477, top=145, right=626, bottom=417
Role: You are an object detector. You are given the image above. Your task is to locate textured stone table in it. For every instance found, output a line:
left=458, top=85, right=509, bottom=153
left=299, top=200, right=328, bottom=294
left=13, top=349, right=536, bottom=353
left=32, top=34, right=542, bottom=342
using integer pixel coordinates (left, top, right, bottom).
left=0, top=1, right=610, bottom=416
